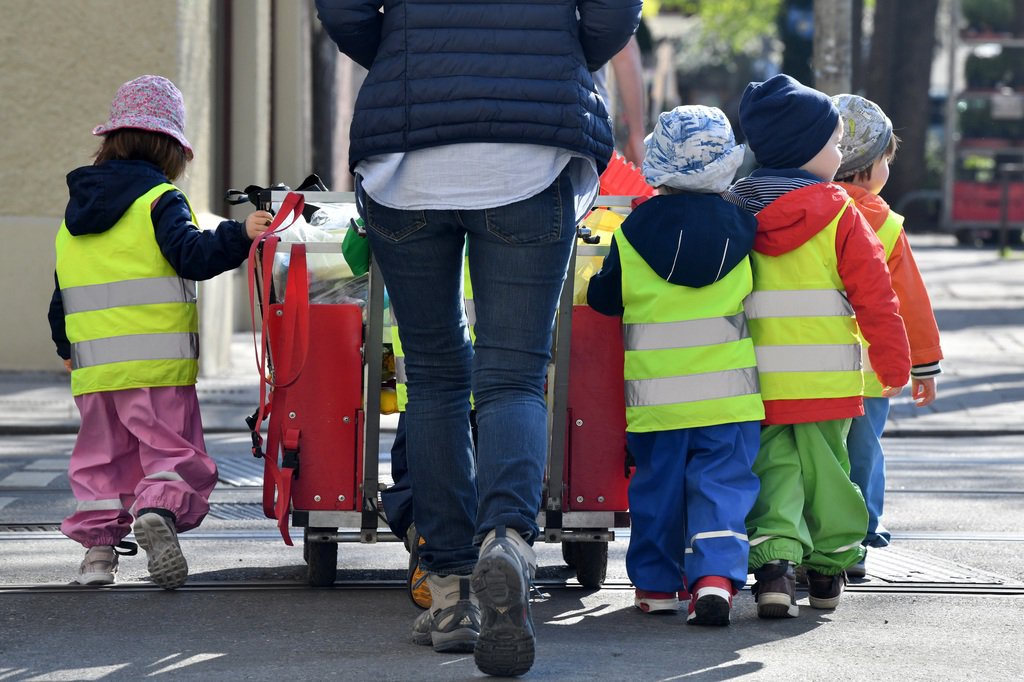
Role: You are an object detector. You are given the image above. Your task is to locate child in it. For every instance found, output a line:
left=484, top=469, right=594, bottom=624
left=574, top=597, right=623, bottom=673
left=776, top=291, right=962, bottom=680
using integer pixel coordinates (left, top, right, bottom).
left=725, top=74, right=911, bottom=617
left=832, top=94, right=943, bottom=577
left=47, top=75, right=272, bottom=588
left=588, top=105, right=764, bottom=626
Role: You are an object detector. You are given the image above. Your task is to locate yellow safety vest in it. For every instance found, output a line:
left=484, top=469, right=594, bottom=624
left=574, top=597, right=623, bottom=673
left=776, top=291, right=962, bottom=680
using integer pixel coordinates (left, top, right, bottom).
left=55, top=183, right=199, bottom=396
left=860, top=210, right=904, bottom=397
left=745, top=199, right=864, bottom=401
left=617, top=230, right=763, bottom=432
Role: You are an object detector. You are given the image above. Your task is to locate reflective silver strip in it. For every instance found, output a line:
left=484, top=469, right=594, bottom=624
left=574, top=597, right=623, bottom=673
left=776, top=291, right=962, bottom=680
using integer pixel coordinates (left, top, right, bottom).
left=831, top=541, right=863, bottom=554
left=745, top=289, right=853, bottom=319
left=394, top=356, right=407, bottom=384
left=76, top=498, right=123, bottom=512
left=748, top=535, right=776, bottom=547
left=624, top=313, right=748, bottom=351
left=690, top=530, right=749, bottom=544
left=685, top=530, right=749, bottom=552
left=72, top=332, right=199, bottom=369
left=144, top=471, right=185, bottom=482
left=464, top=299, right=476, bottom=327
left=390, top=308, right=399, bottom=326
left=755, top=344, right=861, bottom=373
left=61, top=277, right=196, bottom=315
left=625, top=367, right=759, bottom=407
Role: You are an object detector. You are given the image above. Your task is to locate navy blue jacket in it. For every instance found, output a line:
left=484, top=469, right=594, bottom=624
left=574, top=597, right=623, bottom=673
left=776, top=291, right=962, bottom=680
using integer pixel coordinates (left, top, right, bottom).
left=315, top=0, right=642, bottom=174
left=587, top=193, right=758, bottom=316
left=48, top=160, right=252, bottom=360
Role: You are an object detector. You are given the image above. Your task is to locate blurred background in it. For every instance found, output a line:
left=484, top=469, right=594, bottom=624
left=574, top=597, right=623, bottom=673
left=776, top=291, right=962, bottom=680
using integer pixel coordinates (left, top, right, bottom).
left=0, top=0, right=1021, bottom=372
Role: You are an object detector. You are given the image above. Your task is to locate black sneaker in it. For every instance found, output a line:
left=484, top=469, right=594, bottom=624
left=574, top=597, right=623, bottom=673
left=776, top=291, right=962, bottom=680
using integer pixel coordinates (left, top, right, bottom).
left=472, top=526, right=536, bottom=677
left=807, top=569, right=846, bottom=609
left=752, top=560, right=799, bottom=618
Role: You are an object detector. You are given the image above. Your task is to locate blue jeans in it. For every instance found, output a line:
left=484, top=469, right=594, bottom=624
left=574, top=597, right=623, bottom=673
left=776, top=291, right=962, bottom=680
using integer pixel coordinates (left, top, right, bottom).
left=361, top=171, right=575, bottom=574
left=848, top=397, right=891, bottom=547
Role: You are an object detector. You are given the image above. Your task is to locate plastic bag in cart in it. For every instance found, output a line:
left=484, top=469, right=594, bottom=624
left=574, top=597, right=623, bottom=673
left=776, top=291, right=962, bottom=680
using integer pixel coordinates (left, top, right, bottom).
left=271, top=201, right=369, bottom=306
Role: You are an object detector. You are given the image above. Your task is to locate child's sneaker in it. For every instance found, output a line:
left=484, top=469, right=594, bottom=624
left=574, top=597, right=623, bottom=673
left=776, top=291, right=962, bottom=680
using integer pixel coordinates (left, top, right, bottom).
left=412, top=573, right=480, bottom=653
left=406, top=524, right=431, bottom=609
left=807, top=569, right=846, bottom=609
left=76, top=546, right=117, bottom=585
left=752, top=560, right=799, bottom=618
left=686, top=576, right=734, bottom=626
left=75, top=541, right=139, bottom=586
left=133, top=509, right=187, bottom=590
left=634, top=589, right=680, bottom=614
left=471, top=526, right=536, bottom=677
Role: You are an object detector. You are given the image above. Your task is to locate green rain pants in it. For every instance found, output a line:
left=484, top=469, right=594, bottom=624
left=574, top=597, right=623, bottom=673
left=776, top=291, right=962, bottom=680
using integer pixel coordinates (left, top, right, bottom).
left=746, top=419, right=867, bottom=575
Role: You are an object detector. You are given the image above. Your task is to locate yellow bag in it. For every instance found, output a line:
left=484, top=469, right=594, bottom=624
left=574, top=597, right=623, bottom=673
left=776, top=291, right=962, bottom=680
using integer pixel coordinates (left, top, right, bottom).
left=573, top=209, right=626, bottom=304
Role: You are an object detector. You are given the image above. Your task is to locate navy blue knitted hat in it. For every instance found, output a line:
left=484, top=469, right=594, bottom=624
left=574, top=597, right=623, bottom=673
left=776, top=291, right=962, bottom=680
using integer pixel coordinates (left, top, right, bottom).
left=738, top=74, right=840, bottom=170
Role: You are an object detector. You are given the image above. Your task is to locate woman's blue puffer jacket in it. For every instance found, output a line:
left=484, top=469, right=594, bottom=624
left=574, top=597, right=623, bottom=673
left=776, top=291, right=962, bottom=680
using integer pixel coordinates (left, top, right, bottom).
left=315, top=0, right=642, bottom=174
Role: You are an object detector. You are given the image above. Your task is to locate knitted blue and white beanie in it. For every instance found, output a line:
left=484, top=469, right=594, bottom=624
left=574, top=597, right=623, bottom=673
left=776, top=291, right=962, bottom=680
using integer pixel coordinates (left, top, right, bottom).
left=642, top=105, right=745, bottom=194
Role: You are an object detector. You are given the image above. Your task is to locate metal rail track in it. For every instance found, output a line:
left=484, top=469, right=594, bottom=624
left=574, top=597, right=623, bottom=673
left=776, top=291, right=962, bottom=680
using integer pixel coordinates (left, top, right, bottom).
left=2, top=578, right=1021, bottom=596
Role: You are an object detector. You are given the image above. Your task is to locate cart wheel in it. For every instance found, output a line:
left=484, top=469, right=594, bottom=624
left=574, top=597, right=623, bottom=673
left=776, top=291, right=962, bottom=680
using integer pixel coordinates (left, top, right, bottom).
left=574, top=541, right=608, bottom=589
left=561, top=540, right=579, bottom=569
left=305, top=527, right=338, bottom=587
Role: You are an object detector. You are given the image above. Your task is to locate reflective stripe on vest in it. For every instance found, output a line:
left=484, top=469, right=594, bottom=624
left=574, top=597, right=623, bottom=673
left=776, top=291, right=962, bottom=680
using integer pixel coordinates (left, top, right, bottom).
left=55, top=183, right=199, bottom=396
left=61, top=277, right=197, bottom=315
left=72, top=332, right=199, bottom=369
left=625, top=366, right=760, bottom=406
left=755, top=343, right=862, bottom=373
left=623, top=312, right=748, bottom=351
left=747, top=198, right=864, bottom=401
left=861, top=210, right=905, bottom=397
left=744, top=289, right=853, bottom=319
left=617, top=230, right=763, bottom=431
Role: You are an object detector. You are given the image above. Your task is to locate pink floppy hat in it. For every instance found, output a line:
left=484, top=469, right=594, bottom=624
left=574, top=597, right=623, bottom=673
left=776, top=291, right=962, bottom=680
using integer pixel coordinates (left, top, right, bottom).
left=92, top=75, right=192, bottom=154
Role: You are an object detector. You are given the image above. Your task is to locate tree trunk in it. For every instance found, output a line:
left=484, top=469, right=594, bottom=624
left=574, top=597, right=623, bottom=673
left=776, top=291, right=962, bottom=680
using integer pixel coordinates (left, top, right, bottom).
left=851, top=0, right=864, bottom=93
left=865, top=0, right=940, bottom=208
left=813, top=0, right=853, bottom=94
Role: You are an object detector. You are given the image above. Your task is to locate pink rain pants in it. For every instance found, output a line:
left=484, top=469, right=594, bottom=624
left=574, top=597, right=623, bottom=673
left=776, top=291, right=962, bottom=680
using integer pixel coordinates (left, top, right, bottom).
left=61, top=386, right=218, bottom=548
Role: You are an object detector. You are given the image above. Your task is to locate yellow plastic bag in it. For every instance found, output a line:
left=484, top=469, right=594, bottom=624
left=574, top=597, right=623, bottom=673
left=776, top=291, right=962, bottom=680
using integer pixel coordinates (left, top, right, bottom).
left=573, top=209, right=625, bottom=304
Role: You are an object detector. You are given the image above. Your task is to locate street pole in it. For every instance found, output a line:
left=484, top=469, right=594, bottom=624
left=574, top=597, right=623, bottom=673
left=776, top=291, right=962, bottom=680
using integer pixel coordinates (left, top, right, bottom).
left=813, top=0, right=853, bottom=94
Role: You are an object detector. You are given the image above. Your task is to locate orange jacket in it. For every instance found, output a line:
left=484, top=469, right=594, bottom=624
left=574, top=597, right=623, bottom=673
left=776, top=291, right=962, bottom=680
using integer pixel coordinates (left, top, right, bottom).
left=838, top=184, right=944, bottom=370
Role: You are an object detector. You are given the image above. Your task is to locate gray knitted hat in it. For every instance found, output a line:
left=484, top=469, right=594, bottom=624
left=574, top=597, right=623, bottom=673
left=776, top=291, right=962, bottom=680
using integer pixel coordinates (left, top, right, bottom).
left=832, top=94, right=893, bottom=178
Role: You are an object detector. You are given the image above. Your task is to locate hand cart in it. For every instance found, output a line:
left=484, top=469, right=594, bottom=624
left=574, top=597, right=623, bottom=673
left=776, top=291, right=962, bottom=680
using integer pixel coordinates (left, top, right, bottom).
left=227, top=184, right=642, bottom=591
left=228, top=186, right=393, bottom=587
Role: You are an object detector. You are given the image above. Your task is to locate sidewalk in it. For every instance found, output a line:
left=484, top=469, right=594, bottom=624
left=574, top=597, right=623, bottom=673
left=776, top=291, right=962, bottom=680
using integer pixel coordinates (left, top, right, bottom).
left=2, top=235, right=1022, bottom=436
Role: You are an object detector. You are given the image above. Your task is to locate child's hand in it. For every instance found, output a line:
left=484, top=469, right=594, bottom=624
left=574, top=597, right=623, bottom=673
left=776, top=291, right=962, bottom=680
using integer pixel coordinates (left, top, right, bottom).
left=880, top=385, right=903, bottom=398
left=63, top=358, right=72, bottom=373
left=245, top=211, right=275, bottom=240
left=911, top=377, right=936, bottom=407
